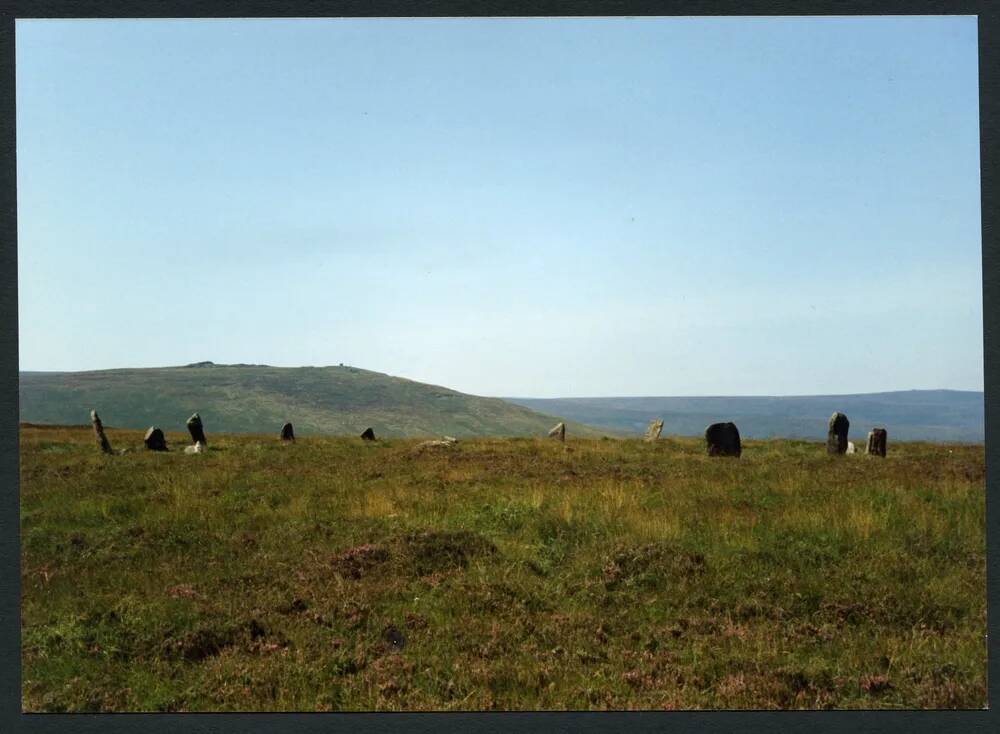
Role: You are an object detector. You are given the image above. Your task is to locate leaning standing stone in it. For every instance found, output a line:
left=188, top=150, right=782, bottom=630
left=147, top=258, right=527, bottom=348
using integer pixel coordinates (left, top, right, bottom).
left=548, top=422, right=566, bottom=441
left=90, top=409, right=113, bottom=455
left=644, top=419, right=664, bottom=442
left=280, top=422, right=295, bottom=442
left=360, top=427, right=376, bottom=441
left=705, top=422, right=741, bottom=457
left=866, top=428, right=887, bottom=457
left=186, top=413, right=207, bottom=445
left=827, top=412, right=850, bottom=455
left=144, top=426, right=168, bottom=451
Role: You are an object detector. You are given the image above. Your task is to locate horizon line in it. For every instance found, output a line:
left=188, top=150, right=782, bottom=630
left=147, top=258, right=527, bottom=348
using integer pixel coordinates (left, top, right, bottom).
left=502, top=388, right=985, bottom=400
left=17, top=362, right=984, bottom=401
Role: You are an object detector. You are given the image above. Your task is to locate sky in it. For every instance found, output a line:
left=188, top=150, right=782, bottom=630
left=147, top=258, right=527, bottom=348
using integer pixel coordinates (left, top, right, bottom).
left=15, top=16, right=983, bottom=398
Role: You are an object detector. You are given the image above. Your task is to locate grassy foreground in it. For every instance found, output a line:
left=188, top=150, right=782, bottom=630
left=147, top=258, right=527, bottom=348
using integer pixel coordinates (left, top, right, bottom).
left=20, top=425, right=986, bottom=711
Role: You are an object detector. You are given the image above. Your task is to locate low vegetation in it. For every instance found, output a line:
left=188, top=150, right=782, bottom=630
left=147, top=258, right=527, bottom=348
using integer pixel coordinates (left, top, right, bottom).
left=20, top=425, right=986, bottom=711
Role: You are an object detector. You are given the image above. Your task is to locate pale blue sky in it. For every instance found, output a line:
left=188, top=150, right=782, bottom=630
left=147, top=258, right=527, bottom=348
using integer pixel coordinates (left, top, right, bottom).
left=16, top=17, right=983, bottom=397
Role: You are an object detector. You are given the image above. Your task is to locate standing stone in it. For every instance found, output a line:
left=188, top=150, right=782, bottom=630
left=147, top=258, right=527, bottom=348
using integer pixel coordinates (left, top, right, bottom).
left=186, top=413, right=207, bottom=445
left=705, top=422, right=741, bottom=457
left=90, top=409, right=113, bottom=455
left=360, top=427, right=376, bottom=441
left=548, top=422, right=566, bottom=441
left=644, top=419, right=664, bottom=442
left=184, top=441, right=205, bottom=455
left=280, top=422, right=295, bottom=442
left=827, top=412, right=850, bottom=455
left=866, top=428, right=887, bottom=457
left=144, top=426, right=168, bottom=451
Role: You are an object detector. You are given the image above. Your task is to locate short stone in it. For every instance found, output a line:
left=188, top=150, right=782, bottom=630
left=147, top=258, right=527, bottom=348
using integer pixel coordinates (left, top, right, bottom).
left=705, top=422, right=741, bottom=457
left=867, top=428, right=887, bottom=457
left=144, top=426, right=168, bottom=451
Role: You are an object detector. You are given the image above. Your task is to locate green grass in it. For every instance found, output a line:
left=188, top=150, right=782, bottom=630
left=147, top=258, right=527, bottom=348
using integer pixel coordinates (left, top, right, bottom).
left=20, top=425, right=986, bottom=711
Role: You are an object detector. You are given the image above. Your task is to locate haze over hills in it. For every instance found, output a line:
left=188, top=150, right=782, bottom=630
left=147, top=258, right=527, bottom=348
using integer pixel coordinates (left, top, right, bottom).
left=18, top=362, right=605, bottom=439
left=506, top=391, right=985, bottom=443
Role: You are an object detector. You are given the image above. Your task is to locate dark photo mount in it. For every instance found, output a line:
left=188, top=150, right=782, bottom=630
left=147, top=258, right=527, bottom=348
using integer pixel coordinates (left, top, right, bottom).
left=1, top=2, right=998, bottom=734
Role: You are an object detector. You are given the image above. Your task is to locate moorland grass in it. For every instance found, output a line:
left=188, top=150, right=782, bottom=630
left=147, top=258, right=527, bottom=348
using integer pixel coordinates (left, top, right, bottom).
left=19, top=426, right=986, bottom=711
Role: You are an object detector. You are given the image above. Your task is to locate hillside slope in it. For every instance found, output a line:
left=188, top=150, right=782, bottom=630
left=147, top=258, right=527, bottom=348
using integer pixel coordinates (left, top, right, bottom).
left=505, top=390, right=985, bottom=442
left=19, top=362, right=604, bottom=438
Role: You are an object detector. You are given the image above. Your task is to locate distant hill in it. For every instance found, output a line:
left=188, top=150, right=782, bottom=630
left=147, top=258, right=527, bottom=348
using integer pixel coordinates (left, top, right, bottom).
left=504, top=390, right=985, bottom=443
left=18, top=362, right=605, bottom=439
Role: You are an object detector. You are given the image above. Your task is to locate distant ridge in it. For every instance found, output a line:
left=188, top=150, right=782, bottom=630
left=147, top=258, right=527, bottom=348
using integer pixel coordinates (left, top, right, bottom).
left=504, top=390, right=985, bottom=443
left=18, top=363, right=605, bottom=439
left=182, top=361, right=271, bottom=368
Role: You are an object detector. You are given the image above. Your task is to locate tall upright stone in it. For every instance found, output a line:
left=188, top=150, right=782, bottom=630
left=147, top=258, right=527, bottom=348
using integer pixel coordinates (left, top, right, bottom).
left=280, top=422, right=295, bottom=442
left=548, top=422, right=566, bottom=441
left=90, top=409, right=113, bottom=455
left=144, top=426, right=168, bottom=451
left=360, top=427, right=376, bottom=441
left=644, top=419, right=664, bottom=442
left=705, top=422, right=741, bottom=457
left=827, top=412, right=850, bottom=455
left=866, top=428, right=887, bottom=457
left=186, top=413, right=207, bottom=445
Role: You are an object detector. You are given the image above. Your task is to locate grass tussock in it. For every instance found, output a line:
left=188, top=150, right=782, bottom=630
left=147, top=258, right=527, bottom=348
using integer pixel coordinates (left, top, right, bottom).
left=20, top=426, right=986, bottom=711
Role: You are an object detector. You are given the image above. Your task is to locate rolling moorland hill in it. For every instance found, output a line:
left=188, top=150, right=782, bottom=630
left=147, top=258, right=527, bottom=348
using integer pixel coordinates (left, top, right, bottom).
left=506, top=391, right=985, bottom=443
left=19, top=362, right=605, bottom=439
